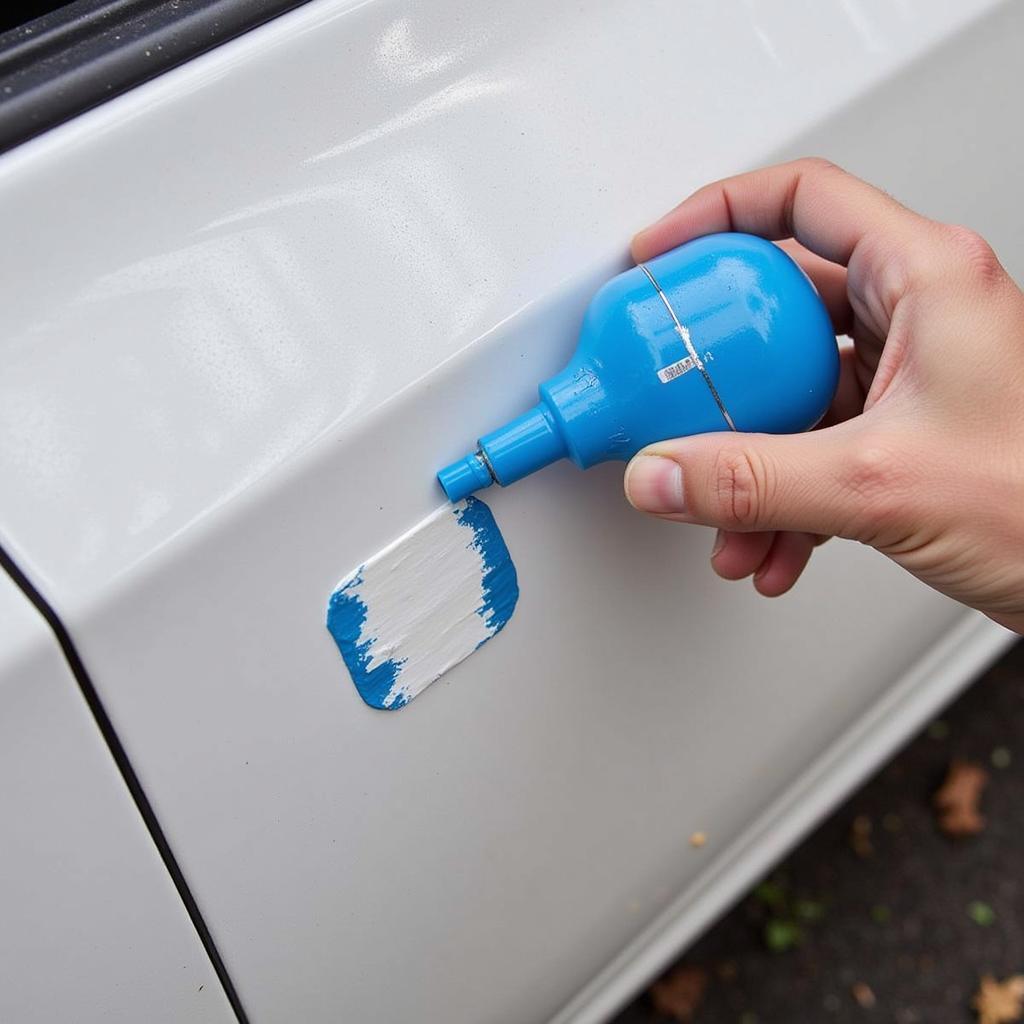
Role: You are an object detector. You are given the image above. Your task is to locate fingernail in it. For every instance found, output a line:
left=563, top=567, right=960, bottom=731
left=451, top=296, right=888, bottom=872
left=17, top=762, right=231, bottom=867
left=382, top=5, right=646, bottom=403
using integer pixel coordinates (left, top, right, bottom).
left=630, top=225, right=660, bottom=259
left=632, top=202, right=686, bottom=254
left=625, top=455, right=685, bottom=513
left=630, top=227, right=651, bottom=250
left=711, top=529, right=726, bottom=558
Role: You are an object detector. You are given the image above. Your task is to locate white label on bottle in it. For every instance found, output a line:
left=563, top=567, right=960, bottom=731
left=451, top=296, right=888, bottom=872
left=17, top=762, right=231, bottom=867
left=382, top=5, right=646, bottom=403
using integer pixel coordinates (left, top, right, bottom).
left=657, top=356, right=697, bottom=383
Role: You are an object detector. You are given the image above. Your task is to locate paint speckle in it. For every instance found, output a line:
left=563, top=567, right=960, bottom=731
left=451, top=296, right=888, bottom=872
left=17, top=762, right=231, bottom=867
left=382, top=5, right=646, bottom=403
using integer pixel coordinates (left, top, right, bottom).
left=326, top=496, right=518, bottom=710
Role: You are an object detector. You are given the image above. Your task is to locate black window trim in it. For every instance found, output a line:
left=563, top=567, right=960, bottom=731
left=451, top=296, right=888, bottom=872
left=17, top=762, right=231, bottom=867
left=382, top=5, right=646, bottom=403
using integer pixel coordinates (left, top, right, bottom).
left=0, top=0, right=311, bottom=154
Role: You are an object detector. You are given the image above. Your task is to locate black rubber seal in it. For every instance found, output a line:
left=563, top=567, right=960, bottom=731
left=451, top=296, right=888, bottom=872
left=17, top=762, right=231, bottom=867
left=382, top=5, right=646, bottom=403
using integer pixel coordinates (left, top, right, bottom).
left=0, top=0, right=310, bottom=153
left=0, top=543, right=251, bottom=1024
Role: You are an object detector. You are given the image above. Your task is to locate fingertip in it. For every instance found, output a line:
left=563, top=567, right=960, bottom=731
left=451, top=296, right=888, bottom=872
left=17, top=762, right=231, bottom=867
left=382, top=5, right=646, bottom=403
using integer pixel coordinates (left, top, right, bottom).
left=753, top=568, right=799, bottom=598
left=630, top=227, right=661, bottom=264
left=711, top=530, right=776, bottom=581
left=631, top=202, right=697, bottom=263
left=752, top=532, right=816, bottom=597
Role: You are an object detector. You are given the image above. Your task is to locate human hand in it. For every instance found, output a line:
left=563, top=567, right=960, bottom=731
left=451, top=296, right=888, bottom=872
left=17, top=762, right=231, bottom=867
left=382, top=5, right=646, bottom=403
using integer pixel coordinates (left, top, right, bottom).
left=624, top=158, right=1024, bottom=634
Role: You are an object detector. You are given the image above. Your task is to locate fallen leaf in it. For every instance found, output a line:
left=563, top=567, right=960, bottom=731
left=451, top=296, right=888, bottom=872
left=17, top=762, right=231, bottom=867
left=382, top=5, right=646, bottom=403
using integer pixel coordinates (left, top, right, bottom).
left=850, top=814, right=874, bottom=858
left=968, top=901, right=997, bottom=927
left=689, top=832, right=707, bottom=848
left=934, top=760, right=988, bottom=837
left=973, top=974, right=1024, bottom=1024
left=852, top=981, right=876, bottom=1009
left=649, top=964, right=708, bottom=1022
left=763, top=918, right=803, bottom=953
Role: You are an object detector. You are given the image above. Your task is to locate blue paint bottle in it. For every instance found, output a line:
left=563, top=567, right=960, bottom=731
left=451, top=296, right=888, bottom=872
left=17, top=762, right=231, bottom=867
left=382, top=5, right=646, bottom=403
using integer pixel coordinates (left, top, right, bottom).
left=437, top=232, right=839, bottom=502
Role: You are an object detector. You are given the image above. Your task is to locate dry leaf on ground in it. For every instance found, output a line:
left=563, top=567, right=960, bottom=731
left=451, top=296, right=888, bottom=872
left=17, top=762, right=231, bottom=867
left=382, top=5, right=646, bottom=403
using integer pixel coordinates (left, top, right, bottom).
left=649, top=964, right=708, bottom=1022
left=852, top=981, right=876, bottom=1008
left=973, top=974, right=1024, bottom=1024
left=850, top=814, right=874, bottom=858
left=934, top=759, right=988, bottom=837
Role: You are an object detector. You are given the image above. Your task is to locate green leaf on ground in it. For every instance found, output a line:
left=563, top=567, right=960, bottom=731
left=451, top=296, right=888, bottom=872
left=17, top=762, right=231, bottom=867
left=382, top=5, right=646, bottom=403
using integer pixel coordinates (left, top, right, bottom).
left=764, top=918, right=803, bottom=953
left=968, top=900, right=997, bottom=926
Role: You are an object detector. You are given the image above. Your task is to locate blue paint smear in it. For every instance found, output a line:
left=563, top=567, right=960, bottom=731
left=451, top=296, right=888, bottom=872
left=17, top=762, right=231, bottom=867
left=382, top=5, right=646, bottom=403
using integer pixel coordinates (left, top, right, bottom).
left=455, top=496, right=519, bottom=638
left=325, top=569, right=408, bottom=711
left=325, top=496, right=519, bottom=711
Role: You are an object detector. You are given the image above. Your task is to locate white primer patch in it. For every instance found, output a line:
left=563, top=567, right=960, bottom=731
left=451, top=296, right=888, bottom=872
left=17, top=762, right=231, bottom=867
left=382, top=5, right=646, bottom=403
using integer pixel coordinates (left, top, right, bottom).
left=326, top=498, right=518, bottom=709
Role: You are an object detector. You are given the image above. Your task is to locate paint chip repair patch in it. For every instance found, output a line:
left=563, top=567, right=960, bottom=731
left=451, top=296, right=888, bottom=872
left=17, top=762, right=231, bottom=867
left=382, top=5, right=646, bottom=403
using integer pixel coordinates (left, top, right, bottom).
left=326, top=497, right=519, bottom=710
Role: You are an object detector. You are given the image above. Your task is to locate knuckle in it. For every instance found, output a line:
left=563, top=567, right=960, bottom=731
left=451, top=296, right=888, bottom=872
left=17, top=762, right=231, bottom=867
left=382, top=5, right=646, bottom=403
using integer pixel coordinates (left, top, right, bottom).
left=840, top=436, right=910, bottom=538
left=796, top=156, right=841, bottom=176
left=710, top=447, right=771, bottom=529
left=878, top=252, right=912, bottom=318
left=848, top=232, right=911, bottom=321
left=845, top=440, right=896, bottom=497
left=943, top=225, right=1003, bottom=287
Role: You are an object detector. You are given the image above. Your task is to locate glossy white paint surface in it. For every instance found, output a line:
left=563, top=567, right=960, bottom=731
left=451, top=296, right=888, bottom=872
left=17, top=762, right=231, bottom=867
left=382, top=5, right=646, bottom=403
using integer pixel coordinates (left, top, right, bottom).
left=0, top=0, right=1020, bottom=1021
left=0, top=573, right=234, bottom=1023
left=0, top=0, right=1015, bottom=592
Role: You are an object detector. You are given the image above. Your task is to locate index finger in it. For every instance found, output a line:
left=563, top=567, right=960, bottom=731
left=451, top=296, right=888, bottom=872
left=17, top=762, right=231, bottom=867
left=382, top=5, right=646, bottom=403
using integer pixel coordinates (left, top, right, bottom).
left=631, top=157, right=924, bottom=267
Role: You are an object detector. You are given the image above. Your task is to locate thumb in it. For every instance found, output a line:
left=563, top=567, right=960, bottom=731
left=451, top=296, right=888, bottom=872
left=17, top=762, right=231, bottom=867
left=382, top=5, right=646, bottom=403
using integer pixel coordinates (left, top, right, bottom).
left=624, top=427, right=897, bottom=542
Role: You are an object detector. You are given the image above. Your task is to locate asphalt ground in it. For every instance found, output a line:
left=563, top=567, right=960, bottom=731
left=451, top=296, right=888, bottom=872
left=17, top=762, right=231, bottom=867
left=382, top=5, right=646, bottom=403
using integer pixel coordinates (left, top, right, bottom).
left=612, top=638, right=1024, bottom=1024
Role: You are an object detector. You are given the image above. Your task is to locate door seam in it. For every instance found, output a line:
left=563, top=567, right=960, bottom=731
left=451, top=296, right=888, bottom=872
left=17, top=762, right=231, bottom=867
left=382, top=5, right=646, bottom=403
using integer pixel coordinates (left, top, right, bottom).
left=0, top=543, right=251, bottom=1024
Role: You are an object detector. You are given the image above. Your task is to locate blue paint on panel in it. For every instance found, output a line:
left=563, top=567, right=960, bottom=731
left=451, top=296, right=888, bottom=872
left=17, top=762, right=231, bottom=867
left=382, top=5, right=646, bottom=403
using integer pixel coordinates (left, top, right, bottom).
left=455, top=496, right=519, bottom=637
left=326, top=497, right=518, bottom=711
left=326, top=569, right=408, bottom=711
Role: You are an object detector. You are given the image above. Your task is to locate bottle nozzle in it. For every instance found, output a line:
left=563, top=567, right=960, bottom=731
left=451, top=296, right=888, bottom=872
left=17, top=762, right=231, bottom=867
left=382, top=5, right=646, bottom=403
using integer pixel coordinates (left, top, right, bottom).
left=437, top=402, right=568, bottom=502
left=437, top=450, right=495, bottom=502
